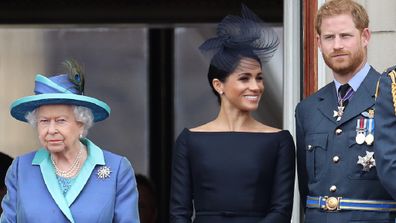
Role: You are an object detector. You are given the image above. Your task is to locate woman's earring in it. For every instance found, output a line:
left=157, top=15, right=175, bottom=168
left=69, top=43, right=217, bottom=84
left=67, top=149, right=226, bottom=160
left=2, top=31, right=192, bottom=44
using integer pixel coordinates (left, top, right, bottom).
left=79, top=134, right=83, bottom=139
left=219, top=91, right=224, bottom=95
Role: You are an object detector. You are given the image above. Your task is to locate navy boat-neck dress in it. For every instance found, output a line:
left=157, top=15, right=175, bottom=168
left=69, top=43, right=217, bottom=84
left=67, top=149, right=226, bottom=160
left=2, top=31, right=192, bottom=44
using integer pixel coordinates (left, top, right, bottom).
left=170, top=128, right=295, bottom=223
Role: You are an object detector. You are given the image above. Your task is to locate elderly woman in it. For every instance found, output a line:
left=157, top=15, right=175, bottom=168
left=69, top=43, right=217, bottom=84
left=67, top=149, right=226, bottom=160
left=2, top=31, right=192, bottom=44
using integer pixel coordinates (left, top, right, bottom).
left=0, top=61, right=140, bottom=223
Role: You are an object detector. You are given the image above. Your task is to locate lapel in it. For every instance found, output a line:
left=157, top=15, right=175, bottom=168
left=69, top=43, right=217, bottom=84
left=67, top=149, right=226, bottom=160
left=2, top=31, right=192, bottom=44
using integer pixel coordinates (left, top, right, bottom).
left=65, top=138, right=105, bottom=206
left=338, top=67, right=379, bottom=125
left=31, top=138, right=105, bottom=223
left=317, top=82, right=339, bottom=124
left=32, top=149, right=75, bottom=223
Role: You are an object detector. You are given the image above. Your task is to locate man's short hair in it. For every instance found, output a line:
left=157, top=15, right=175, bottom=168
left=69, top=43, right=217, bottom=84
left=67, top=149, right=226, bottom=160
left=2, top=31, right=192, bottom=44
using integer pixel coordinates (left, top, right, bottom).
left=315, top=0, right=369, bottom=35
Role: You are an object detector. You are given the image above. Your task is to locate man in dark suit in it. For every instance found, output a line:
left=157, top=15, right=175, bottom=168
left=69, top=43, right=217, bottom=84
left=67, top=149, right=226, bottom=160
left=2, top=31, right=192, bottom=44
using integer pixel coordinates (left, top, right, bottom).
left=295, top=0, right=396, bottom=222
left=375, top=65, right=396, bottom=199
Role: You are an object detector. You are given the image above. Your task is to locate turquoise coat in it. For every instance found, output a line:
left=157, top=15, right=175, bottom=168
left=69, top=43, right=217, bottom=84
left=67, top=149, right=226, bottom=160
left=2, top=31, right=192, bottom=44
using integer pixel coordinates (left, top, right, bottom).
left=0, top=138, right=140, bottom=223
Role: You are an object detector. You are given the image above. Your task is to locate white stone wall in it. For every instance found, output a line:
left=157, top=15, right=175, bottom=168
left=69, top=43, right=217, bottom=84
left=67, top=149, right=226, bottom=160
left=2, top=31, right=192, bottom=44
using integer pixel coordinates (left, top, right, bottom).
left=364, top=0, right=396, bottom=71
left=0, top=29, right=44, bottom=157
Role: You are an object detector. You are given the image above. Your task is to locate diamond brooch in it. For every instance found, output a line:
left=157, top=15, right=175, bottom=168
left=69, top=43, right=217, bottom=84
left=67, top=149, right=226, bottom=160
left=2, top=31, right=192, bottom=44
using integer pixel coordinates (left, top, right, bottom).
left=97, top=166, right=112, bottom=179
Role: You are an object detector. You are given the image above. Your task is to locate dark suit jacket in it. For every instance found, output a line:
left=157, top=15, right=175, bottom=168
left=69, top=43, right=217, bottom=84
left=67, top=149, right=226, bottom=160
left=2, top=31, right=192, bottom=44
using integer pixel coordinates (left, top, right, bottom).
left=295, top=67, right=396, bottom=223
left=375, top=65, right=396, bottom=199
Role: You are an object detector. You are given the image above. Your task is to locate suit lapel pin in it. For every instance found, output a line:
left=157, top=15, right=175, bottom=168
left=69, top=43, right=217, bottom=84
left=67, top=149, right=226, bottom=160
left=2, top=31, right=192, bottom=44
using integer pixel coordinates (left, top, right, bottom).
left=97, top=166, right=112, bottom=179
left=361, top=109, right=375, bottom=119
left=357, top=151, right=376, bottom=172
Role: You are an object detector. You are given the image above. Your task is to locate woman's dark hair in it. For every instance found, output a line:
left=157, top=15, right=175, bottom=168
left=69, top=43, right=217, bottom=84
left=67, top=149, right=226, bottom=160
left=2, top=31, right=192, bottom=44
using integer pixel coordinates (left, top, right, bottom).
left=207, top=51, right=261, bottom=104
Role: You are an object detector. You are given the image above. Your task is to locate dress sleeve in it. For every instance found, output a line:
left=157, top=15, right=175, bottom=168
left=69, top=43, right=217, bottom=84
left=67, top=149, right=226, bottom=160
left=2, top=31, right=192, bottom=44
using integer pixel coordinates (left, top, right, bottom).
left=374, top=73, right=396, bottom=199
left=259, top=131, right=295, bottom=223
left=0, top=158, right=18, bottom=223
left=113, top=157, right=140, bottom=223
left=295, top=103, right=309, bottom=207
left=169, top=130, right=193, bottom=223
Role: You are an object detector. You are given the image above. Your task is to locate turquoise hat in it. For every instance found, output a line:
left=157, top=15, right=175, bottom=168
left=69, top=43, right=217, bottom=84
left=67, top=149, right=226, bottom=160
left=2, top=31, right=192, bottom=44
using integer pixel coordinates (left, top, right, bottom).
left=10, top=73, right=110, bottom=123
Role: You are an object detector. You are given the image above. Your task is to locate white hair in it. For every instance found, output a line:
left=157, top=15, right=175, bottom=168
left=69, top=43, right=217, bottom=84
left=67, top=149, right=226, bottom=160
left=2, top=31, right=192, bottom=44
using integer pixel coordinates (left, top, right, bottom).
left=25, top=105, right=94, bottom=137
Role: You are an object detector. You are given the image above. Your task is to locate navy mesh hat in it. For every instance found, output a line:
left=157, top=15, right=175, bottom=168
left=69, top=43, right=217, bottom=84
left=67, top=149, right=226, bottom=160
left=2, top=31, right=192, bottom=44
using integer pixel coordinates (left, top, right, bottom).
left=199, top=4, right=280, bottom=73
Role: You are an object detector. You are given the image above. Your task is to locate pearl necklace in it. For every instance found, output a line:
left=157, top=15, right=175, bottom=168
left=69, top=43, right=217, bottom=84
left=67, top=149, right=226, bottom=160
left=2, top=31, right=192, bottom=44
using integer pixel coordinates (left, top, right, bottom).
left=51, top=143, right=83, bottom=178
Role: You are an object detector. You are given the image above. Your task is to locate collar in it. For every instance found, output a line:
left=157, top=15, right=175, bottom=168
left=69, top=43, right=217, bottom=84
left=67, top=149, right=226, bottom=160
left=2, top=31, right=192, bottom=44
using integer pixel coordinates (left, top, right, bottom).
left=334, top=63, right=370, bottom=95
left=32, top=138, right=105, bottom=166
left=31, top=138, right=105, bottom=223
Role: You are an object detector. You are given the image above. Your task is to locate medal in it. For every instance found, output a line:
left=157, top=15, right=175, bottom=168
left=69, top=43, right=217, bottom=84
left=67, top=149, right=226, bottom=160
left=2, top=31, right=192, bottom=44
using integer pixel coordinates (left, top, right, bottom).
left=365, top=118, right=374, bottom=145
left=356, top=132, right=366, bottom=144
left=333, top=106, right=345, bottom=121
left=355, top=118, right=366, bottom=144
left=365, top=134, right=374, bottom=145
left=357, top=151, right=376, bottom=172
left=335, top=85, right=354, bottom=121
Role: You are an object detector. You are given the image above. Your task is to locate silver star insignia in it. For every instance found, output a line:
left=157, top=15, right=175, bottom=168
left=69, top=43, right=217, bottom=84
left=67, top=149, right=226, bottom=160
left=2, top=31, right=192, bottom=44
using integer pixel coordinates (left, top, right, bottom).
left=333, top=106, right=345, bottom=121
left=97, top=166, right=112, bottom=179
left=357, top=151, right=376, bottom=172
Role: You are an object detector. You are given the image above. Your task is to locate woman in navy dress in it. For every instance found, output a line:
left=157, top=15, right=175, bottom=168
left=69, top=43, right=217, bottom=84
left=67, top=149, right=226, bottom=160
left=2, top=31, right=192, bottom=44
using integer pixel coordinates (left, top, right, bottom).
left=170, top=5, right=295, bottom=223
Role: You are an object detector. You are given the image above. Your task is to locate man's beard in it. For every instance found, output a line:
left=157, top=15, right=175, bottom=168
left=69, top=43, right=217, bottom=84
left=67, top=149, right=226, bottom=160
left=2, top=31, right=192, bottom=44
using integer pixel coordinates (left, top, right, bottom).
left=322, top=48, right=365, bottom=76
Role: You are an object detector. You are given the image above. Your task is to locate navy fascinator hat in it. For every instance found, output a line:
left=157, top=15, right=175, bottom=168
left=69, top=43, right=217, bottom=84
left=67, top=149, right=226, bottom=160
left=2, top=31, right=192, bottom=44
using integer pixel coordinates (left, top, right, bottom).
left=199, top=4, right=280, bottom=73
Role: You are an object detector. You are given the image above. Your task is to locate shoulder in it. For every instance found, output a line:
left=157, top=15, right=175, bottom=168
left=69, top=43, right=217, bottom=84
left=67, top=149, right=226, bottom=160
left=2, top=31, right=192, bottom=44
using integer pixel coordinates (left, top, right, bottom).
left=277, top=129, right=293, bottom=137
left=176, top=122, right=217, bottom=143
left=189, top=122, right=216, bottom=132
left=14, top=150, right=38, bottom=165
left=380, top=65, right=396, bottom=81
left=368, top=65, right=381, bottom=76
left=4, top=151, right=37, bottom=179
left=360, top=65, right=381, bottom=89
left=175, top=128, right=191, bottom=143
left=275, top=131, right=295, bottom=155
left=297, top=82, right=334, bottom=109
left=17, top=150, right=36, bottom=160
left=102, top=149, right=123, bottom=160
left=101, top=150, right=133, bottom=171
left=271, top=129, right=294, bottom=143
left=378, top=65, right=396, bottom=88
left=252, top=122, right=282, bottom=133
left=384, top=65, right=396, bottom=74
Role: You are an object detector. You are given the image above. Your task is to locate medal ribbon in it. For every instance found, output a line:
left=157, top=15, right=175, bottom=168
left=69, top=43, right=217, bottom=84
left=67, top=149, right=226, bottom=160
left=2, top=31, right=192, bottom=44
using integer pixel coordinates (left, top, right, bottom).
left=367, top=118, right=374, bottom=134
left=356, top=117, right=366, bottom=131
left=356, top=118, right=367, bottom=131
left=338, top=86, right=354, bottom=106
